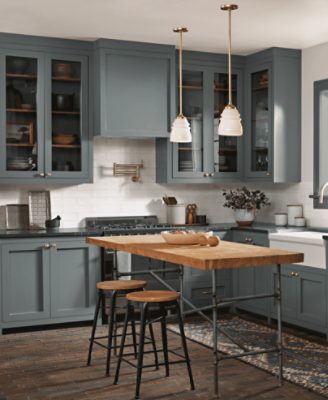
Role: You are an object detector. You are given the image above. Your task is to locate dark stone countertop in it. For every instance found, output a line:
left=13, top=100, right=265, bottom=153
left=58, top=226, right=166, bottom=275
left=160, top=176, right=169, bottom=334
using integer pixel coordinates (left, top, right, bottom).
left=0, top=222, right=309, bottom=239
left=0, top=228, right=103, bottom=239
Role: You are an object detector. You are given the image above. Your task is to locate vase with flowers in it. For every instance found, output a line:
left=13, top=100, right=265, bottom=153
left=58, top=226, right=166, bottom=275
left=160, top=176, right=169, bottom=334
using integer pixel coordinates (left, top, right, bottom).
left=222, top=187, right=270, bottom=226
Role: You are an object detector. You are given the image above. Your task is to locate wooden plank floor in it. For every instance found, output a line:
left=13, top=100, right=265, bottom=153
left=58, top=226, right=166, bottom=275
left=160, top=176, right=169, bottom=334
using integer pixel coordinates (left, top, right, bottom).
left=0, top=322, right=325, bottom=400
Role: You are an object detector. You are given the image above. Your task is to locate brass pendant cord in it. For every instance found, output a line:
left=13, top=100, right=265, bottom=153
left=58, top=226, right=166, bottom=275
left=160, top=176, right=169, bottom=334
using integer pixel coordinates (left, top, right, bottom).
left=179, top=30, right=183, bottom=117
left=228, top=8, right=232, bottom=106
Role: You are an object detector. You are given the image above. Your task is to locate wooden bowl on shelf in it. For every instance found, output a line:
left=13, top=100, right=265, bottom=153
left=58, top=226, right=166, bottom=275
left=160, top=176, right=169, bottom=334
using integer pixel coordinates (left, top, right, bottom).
left=52, top=134, right=77, bottom=145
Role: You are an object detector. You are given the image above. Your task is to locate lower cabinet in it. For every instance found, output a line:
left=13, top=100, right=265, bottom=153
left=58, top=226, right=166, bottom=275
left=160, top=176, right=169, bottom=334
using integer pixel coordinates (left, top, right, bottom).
left=0, top=237, right=101, bottom=332
left=230, top=230, right=271, bottom=317
left=271, top=264, right=327, bottom=334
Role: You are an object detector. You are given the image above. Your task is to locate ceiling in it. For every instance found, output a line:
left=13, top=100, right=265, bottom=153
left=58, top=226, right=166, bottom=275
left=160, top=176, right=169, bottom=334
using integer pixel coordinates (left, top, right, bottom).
left=1, top=0, right=328, bottom=55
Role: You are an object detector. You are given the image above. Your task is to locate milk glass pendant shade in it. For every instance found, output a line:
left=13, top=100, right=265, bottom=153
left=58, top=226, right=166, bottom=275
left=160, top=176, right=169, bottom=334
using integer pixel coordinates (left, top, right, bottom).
left=170, top=27, right=192, bottom=143
left=218, top=4, right=243, bottom=137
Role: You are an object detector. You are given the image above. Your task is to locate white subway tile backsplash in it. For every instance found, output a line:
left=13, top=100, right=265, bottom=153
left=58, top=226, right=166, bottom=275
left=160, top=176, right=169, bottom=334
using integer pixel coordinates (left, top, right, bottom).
left=0, top=138, right=324, bottom=228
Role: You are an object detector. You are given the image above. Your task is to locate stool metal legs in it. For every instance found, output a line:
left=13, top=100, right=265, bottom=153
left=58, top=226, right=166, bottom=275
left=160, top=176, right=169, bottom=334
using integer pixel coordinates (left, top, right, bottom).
left=115, top=300, right=195, bottom=400
left=87, top=292, right=102, bottom=366
left=106, top=290, right=117, bottom=375
left=176, top=301, right=195, bottom=391
left=135, top=303, right=148, bottom=399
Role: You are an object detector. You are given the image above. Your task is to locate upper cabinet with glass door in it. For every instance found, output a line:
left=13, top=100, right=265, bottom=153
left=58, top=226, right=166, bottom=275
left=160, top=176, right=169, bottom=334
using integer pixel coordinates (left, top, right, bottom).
left=0, top=34, right=92, bottom=184
left=245, top=48, right=301, bottom=182
left=48, top=56, right=89, bottom=179
left=3, top=53, right=44, bottom=179
left=173, top=69, right=205, bottom=178
left=213, top=72, right=242, bottom=178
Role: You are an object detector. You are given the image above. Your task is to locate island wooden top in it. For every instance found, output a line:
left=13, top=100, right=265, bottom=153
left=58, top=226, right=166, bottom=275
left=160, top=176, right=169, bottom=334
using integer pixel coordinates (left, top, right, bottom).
left=86, top=235, right=304, bottom=271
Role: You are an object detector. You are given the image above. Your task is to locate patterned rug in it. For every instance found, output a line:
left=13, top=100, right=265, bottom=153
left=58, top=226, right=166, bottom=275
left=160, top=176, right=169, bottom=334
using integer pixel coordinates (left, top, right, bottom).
left=168, top=317, right=328, bottom=397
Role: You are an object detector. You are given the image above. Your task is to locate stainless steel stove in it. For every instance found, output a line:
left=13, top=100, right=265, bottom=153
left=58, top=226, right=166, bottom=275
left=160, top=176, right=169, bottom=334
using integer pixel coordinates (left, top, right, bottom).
left=85, top=215, right=173, bottom=235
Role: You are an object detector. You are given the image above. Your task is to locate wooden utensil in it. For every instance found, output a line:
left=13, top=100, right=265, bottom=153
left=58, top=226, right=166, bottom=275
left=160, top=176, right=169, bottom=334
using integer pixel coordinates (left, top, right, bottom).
left=198, top=234, right=220, bottom=247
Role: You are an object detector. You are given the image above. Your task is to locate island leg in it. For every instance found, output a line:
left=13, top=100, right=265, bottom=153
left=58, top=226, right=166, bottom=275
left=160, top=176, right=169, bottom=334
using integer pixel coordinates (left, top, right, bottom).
left=212, top=269, right=219, bottom=398
left=276, top=263, right=283, bottom=386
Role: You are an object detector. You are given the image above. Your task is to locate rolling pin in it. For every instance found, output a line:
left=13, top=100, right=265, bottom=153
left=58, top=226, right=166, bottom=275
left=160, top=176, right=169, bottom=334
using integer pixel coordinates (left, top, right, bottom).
left=198, top=234, right=220, bottom=247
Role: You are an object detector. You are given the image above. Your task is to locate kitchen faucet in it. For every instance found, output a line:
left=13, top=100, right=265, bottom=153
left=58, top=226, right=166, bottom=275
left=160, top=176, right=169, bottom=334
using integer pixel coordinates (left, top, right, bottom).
left=319, top=182, right=328, bottom=203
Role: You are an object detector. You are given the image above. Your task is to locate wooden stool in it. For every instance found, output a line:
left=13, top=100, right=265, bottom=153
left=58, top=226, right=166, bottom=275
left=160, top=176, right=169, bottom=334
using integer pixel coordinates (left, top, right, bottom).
left=87, top=280, right=159, bottom=376
left=114, top=290, right=195, bottom=399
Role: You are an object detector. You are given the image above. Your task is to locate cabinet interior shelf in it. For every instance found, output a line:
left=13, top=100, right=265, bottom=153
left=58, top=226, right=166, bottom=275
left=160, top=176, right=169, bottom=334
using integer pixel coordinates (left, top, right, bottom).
left=52, top=76, right=80, bottom=82
left=185, top=116, right=203, bottom=120
left=178, top=147, right=193, bottom=151
left=6, top=143, right=33, bottom=147
left=252, top=86, right=268, bottom=91
left=214, top=88, right=237, bottom=92
left=219, top=148, right=237, bottom=152
left=7, top=108, right=36, bottom=113
left=52, top=144, right=81, bottom=148
left=182, top=85, right=203, bottom=90
left=6, top=73, right=37, bottom=80
left=52, top=111, right=80, bottom=115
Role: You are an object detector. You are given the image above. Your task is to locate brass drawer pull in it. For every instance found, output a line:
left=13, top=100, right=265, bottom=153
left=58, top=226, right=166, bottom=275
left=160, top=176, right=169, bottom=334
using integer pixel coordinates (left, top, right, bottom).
left=244, top=236, right=253, bottom=243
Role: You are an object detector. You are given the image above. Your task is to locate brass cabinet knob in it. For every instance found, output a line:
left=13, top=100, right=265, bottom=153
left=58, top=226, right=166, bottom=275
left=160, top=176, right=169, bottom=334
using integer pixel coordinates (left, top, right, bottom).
left=43, top=243, right=50, bottom=249
left=294, top=272, right=299, bottom=277
left=51, top=243, right=57, bottom=249
left=266, top=172, right=270, bottom=176
left=210, top=173, right=215, bottom=177
left=203, top=172, right=210, bottom=177
left=244, top=236, right=253, bottom=243
left=45, top=172, right=52, bottom=177
left=38, top=172, right=45, bottom=177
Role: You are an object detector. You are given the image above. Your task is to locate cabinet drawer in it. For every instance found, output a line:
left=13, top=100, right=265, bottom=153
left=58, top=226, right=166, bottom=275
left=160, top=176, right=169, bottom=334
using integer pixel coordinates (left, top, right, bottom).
left=230, top=230, right=269, bottom=246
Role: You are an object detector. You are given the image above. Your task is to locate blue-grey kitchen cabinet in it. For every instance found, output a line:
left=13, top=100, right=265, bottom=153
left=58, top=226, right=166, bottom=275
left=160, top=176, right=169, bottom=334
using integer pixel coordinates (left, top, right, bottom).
left=156, top=51, right=245, bottom=184
left=230, top=230, right=271, bottom=318
left=244, top=48, right=301, bottom=182
left=0, top=237, right=100, bottom=333
left=270, top=264, right=327, bottom=335
left=93, top=39, right=175, bottom=138
left=0, top=33, right=93, bottom=184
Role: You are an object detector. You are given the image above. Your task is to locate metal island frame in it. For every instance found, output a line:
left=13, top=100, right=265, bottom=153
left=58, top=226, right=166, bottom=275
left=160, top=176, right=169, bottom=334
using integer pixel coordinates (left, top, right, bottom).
left=86, top=235, right=304, bottom=398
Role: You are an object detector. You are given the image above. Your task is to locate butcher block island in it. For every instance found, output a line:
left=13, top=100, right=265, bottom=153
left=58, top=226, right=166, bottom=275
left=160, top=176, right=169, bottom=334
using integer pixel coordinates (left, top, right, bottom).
left=86, top=234, right=303, bottom=398
left=86, top=234, right=303, bottom=270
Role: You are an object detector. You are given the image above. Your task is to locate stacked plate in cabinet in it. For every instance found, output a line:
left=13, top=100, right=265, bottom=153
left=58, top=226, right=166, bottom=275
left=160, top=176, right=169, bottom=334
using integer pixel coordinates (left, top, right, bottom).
left=7, top=157, right=35, bottom=171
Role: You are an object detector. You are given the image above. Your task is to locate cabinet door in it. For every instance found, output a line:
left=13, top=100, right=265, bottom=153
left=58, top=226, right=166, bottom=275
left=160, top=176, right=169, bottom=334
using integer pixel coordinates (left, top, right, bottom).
left=212, top=70, right=243, bottom=180
left=50, top=239, right=100, bottom=318
left=245, top=63, right=273, bottom=179
left=297, top=269, right=326, bottom=328
left=271, top=265, right=298, bottom=320
left=172, top=67, right=209, bottom=179
left=231, top=231, right=270, bottom=314
left=1, top=240, right=50, bottom=322
left=45, top=54, right=90, bottom=180
left=95, top=48, right=174, bottom=138
left=0, top=50, right=45, bottom=179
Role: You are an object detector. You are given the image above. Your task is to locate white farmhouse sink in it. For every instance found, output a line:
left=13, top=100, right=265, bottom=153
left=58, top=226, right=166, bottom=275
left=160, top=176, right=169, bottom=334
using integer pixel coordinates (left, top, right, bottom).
left=269, top=231, right=327, bottom=269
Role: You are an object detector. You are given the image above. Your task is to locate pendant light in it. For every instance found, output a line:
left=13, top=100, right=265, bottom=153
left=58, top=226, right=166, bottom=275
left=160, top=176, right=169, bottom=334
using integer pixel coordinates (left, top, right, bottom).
left=170, top=27, right=192, bottom=143
left=218, top=4, right=243, bottom=136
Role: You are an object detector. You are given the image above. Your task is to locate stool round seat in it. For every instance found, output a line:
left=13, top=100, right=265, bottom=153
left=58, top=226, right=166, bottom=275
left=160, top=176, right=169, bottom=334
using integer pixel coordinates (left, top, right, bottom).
left=96, top=280, right=147, bottom=291
left=126, top=290, right=180, bottom=303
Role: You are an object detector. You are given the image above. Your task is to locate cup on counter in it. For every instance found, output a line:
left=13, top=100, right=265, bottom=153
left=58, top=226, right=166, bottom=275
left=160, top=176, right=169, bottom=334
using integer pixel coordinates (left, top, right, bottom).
left=287, top=204, right=303, bottom=226
left=295, top=217, right=306, bottom=227
left=167, top=204, right=186, bottom=225
left=274, top=213, right=288, bottom=226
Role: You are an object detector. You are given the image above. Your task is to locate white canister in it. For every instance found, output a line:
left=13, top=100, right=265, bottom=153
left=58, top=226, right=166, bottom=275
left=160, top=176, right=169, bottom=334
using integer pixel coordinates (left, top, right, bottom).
left=167, top=204, right=186, bottom=225
left=295, top=217, right=306, bottom=227
left=287, top=205, right=303, bottom=226
left=274, top=213, right=288, bottom=226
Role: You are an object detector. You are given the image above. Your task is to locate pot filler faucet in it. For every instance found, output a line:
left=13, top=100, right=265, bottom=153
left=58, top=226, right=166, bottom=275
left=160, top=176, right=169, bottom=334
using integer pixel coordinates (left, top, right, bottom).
left=319, top=182, right=328, bottom=203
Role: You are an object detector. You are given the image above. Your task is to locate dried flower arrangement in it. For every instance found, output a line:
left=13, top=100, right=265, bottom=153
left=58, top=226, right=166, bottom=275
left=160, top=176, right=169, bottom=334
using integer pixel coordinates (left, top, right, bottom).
left=222, top=187, right=270, bottom=210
